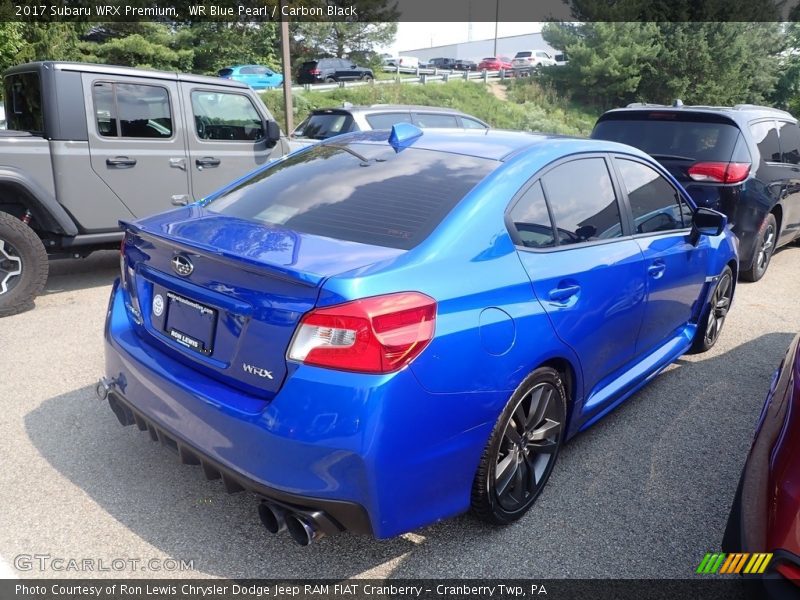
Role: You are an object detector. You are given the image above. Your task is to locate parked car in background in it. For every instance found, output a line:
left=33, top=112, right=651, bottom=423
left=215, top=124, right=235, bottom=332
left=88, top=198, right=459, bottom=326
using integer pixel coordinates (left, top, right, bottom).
left=478, top=56, right=513, bottom=71
left=297, top=59, right=373, bottom=84
left=289, top=104, right=488, bottom=151
left=0, top=101, right=5, bottom=129
left=511, top=50, right=557, bottom=75
left=217, top=65, right=283, bottom=90
left=592, top=103, right=800, bottom=281
left=723, top=333, right=800, bottom=597
left=103, top=126, right=736, bottom=545
left=0, top=61, right=286, bottom=316
left=428, top=57, right=458, bottom=70
left=383, top=56, right=420, bottom=70
left=453, top=60, right=478, bottom=72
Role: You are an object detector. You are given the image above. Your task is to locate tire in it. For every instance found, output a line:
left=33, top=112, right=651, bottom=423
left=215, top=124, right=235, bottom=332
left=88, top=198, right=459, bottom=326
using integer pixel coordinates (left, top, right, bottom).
left=740, top=213, right=777, bottom=282
left=690, top=265, right=733, bottom=354
left=471, top=367, right=567, bottom=525
left=362, top=74, right=373, bottom=82
left=324, top=77, right=336, bottom=83
left=0, top=211, right=49, bottom=318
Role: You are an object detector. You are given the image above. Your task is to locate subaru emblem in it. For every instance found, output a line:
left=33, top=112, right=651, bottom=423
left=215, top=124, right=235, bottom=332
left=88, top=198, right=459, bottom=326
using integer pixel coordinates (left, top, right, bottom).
left=172, top=254, right=194, bottom=277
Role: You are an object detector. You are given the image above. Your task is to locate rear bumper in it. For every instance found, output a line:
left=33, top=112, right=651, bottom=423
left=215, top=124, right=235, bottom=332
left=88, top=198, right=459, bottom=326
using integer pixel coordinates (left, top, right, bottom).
left=103, top=280, right=496, bottom=538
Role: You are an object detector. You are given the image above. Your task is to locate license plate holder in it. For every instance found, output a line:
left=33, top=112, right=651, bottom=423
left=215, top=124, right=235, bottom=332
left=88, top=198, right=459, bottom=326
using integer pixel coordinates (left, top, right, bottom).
left=164, top=292, right=217, bottom=356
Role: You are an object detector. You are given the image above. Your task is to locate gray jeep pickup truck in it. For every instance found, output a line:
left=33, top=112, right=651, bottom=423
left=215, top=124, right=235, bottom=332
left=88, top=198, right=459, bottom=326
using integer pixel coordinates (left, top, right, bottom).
left=0, top=61, right=288, bottom=316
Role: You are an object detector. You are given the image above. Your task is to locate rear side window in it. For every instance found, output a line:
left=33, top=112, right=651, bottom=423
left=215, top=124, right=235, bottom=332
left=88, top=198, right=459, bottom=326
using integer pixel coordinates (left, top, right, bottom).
left=593, top=117, right=741, bottom=162
left=542, top=158, right=623, bottom=244
left=93, top=82, right=173, bottom=139
left=749, top=120, right=781, bottom=163
left=366, top=112, right=412, bottom=129
left=617, top=159, right=692, bottom=234
left=778, top=121, right=800, bottom=164
left=191, top=91, right=263, bottom=141
left=509, top=181, right=555, bottom=248
left=294, top=112, right=354, bottom=139
left=207, top=144, right=497, bottom=250
left=4, top=72, right=44, bottom=134
left=462, top=117, right=488, bottom=130
left=414, top=113, right=460, bottom=128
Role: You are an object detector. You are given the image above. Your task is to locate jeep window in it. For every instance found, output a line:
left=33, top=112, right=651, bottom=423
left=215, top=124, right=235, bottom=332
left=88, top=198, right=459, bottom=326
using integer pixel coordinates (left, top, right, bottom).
left=207, top=144, right=497, bottom=250
left=749, top=120, right=781, bottom=163
left=617, top=159, right=692, bottom=234
left=93, top=82, right=173, bottom=139
left=542, top=158, right=623, bottom=244
left=365, top=112, right=412, bottom=129
left=191, top=91, right=264, bottom=142
left=593, top=116, right=742, bottom=162
left=778, top=121, right=800, bottom=165
left=4, top=72, right=44, bottom=134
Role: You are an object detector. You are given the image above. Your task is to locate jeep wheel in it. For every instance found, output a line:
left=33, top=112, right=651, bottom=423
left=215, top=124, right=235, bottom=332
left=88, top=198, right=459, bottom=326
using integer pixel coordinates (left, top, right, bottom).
left=0, top=212, right=49, bottom=317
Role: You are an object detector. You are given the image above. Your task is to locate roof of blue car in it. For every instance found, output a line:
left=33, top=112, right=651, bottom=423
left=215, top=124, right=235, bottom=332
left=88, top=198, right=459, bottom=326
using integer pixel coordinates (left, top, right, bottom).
left=324, top=128, right=648, bottom=162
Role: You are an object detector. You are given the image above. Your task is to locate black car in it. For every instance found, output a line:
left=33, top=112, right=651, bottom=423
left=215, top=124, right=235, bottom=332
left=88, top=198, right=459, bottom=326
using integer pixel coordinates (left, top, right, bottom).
left=453, top=60, right=477, bottom=72
left=297, top=58, right=373, bottom=84
left=592, top=103, right=800, bottom=281
left=428, top=58, right=458, bottom=70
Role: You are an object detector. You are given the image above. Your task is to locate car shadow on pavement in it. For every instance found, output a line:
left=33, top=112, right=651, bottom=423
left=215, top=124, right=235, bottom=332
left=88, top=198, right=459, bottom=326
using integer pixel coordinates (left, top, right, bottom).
left=23, top=332, right=794, bottom=580
left=42, top=251, right=119, bottom=296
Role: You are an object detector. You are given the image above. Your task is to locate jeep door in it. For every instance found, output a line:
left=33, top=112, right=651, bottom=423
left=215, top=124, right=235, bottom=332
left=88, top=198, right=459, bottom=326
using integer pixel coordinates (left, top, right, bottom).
left=180, top=84, right=279, bottom=200
left=83, top=75, right=191, bottom=217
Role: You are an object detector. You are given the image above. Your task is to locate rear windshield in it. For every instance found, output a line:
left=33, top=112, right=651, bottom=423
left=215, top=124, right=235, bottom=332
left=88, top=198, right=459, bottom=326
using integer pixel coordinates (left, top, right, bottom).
left=515, top=51, right=532, bottom=58
left=294, top=112, right=354, bottom=140
left=301, top=61, right=318, bottom=69
left=3, top=72, right=44, bottom=134
left=218, top=68, right=233, bottom=77
left=593, top=116, right=742, bottom=161
left=207, top=143, right=497, bottom=250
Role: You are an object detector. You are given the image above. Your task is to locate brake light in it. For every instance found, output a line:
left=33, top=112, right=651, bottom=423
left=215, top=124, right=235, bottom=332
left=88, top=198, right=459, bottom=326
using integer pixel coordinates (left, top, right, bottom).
left=777, top=562, right=800, bottom=585
left=688, top=162, right=750, bottom=183
left=288, top=292, right=436, bottom=373
left=310, top=68, right=321, bottom=75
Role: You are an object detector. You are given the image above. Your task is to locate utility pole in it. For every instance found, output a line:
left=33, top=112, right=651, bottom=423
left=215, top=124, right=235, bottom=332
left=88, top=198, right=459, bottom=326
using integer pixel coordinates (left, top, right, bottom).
left=280, top=1, right=293, bottom=134
left=493, top=0, right=500, bottom=56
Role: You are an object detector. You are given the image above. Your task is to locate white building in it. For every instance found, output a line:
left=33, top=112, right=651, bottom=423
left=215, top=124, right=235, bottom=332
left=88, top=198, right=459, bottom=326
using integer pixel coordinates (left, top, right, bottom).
left=399, top=32, right=557, bottom=63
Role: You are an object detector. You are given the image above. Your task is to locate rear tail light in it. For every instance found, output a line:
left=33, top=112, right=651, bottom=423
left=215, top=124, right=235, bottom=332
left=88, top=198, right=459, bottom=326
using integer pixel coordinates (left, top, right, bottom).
left=288, top=292, right=436, bottom=374
left=310, top=69, right=321, bottom=75
left=119, top=233, right=142, bottom=323
left=777, top=562, right=800, bottom=585
left=688, top=162, right=750, bottom=184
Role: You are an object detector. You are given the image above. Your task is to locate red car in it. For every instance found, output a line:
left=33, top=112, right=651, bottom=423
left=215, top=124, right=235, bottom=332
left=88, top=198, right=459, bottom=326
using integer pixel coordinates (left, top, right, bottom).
left=724, top=334, right=800, bottom=597
left=477, top=56, right=512, bottom=71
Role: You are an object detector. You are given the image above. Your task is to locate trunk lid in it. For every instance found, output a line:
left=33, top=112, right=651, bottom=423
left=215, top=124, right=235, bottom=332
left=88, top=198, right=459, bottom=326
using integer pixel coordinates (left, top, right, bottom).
left=122, top=206, right=404, bottom=399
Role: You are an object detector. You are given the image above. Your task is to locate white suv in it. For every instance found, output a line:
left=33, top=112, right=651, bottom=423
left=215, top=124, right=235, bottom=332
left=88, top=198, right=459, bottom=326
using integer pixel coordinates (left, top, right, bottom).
left=511, top=50, right=557, bottom=74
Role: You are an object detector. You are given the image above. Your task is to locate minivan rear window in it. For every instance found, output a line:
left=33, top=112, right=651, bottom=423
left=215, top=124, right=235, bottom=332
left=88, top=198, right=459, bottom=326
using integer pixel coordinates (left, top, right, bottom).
left=207, top=144, right=497, bottom=250
left=592, top=116, right=742, bottom=162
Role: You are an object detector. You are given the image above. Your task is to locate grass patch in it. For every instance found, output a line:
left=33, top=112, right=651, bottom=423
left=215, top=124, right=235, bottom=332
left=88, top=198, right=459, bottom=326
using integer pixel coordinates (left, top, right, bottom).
left=261, top=79, right=599, bottom=136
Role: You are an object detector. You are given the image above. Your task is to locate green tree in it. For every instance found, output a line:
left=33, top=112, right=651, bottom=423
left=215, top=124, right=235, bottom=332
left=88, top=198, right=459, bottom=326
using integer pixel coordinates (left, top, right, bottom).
left=291, top=22, right=396, bottom=61
left=0, top=23, right=25, bottom=76
left=174, top=23, right=279, bottom=75
left=17, top=23, right=87, bottom=63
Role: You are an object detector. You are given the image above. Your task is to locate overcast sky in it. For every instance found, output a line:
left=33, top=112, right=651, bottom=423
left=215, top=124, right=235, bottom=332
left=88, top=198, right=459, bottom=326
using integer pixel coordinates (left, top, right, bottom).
left=382, top=22, right=543, bottom=54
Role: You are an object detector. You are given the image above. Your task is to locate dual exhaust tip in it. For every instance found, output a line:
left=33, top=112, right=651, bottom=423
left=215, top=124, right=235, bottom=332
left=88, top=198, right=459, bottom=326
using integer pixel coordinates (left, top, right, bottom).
left=258, top=502, right=329, bottom=546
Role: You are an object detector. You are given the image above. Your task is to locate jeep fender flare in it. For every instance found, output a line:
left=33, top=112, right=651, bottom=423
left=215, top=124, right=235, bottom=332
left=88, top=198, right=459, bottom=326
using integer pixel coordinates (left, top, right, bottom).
left=0, top=167, right=78, bottom=236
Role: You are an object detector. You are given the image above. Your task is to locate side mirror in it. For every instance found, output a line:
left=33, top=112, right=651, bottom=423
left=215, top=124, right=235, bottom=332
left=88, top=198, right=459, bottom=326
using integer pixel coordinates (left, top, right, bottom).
left=689, top=207, right=727, bottom=245
left=263, top=119, right=281, bottom=147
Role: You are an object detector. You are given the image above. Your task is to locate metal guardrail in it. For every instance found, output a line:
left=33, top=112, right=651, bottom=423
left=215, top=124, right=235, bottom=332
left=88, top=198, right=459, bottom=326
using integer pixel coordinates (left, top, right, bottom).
left=289, top=67, right=518, bottom=93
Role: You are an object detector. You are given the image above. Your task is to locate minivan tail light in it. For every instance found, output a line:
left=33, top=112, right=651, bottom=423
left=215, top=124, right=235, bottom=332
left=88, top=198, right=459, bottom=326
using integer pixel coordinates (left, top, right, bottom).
left=688, top=162, right=750, bottom=184
left=288, top=292, right=436, bottom=374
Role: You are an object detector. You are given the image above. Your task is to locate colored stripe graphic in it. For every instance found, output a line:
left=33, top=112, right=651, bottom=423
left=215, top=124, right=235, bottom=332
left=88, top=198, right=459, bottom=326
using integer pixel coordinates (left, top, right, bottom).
left=699, top=552, right=774, bottom=575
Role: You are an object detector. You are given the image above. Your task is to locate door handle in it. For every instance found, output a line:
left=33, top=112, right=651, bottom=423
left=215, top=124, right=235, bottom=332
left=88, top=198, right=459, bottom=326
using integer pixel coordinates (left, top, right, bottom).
left=106, top=156, right=136, bottom=167
left=548, top=284, right=581, bottom=303
left=196, top=157, right=221, bottom=170
left=648, top=261, right=666, bottom=278
left=169, top=157, right=186, bottom=171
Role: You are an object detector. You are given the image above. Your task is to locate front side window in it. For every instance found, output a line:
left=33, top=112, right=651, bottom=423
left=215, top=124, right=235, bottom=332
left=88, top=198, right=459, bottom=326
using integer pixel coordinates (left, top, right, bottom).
left=617, top=159, right=692, bottom=234
left=191, top=91, right=263, bottom=141
left=542, top=158, right=623, bottom=244
left=750, top=120, right=781, bottom=163
left=93, top=81, right=173, bottom=139
left=4, top=72, right=44, bottom=134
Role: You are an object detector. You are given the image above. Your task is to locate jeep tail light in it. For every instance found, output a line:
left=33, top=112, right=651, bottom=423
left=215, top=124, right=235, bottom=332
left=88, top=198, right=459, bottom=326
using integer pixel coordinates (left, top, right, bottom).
left=688, top=162, right=750, bottom=184
left=288, top=292, right=436, bottom=373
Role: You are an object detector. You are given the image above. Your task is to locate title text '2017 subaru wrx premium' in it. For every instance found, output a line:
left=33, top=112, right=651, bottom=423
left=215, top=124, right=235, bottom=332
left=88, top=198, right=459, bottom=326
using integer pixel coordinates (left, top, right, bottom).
left=101, top=126, right=737, bottom=544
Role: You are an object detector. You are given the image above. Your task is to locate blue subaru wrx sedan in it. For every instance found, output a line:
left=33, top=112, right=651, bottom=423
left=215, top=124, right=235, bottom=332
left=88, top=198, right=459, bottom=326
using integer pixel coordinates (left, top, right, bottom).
left=101, top=125, right=737, bottom=544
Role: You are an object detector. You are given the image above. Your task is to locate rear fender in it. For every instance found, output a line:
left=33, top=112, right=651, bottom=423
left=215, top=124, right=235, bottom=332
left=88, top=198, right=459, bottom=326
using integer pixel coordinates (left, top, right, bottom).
left=0, top=167, right=78, bottom=235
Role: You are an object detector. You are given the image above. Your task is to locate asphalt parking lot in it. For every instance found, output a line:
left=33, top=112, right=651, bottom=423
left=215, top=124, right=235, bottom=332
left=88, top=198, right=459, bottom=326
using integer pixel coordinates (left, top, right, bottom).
left=1, top=245, right=798, bottom=580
